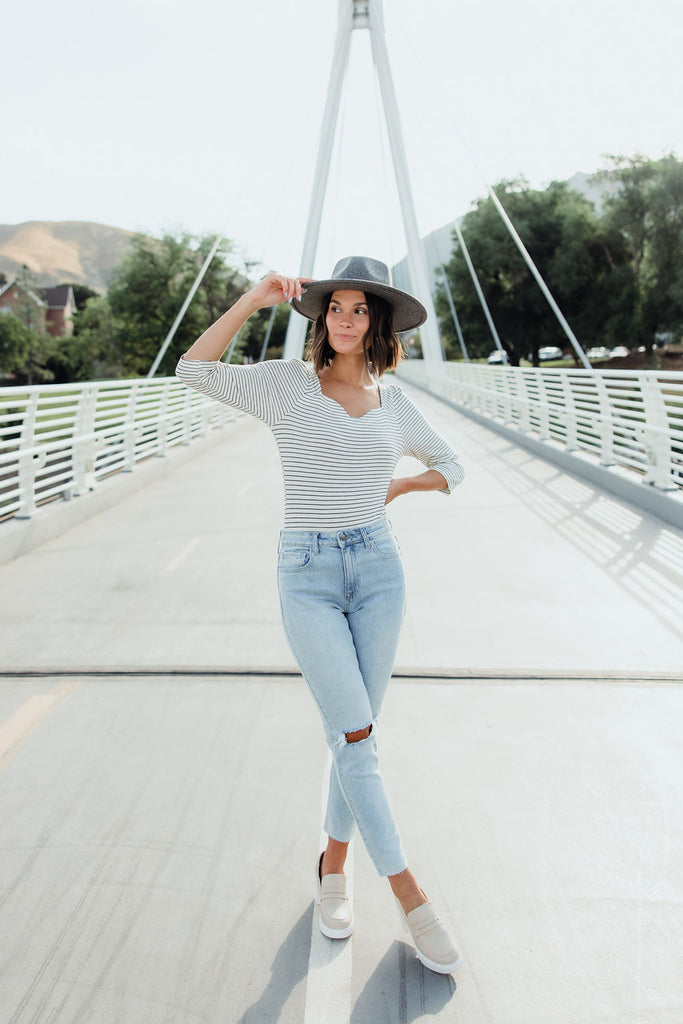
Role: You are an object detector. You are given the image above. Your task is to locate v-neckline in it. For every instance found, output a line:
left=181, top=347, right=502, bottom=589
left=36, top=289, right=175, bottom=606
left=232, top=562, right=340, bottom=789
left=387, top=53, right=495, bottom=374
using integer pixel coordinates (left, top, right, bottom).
left=313, top=371, right=383, bottom=420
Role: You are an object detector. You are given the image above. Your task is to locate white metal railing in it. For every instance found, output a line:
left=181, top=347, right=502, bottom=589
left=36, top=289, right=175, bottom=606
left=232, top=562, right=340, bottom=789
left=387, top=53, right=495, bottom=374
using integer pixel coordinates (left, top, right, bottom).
left=0, top=376, right=240, bottom=522
left=397, top=361, right=683, bottom=491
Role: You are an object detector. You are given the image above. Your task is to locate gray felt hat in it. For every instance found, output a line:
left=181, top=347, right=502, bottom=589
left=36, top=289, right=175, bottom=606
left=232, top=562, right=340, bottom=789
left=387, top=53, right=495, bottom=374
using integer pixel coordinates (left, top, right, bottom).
left=290, top=256, right=427, bottom=333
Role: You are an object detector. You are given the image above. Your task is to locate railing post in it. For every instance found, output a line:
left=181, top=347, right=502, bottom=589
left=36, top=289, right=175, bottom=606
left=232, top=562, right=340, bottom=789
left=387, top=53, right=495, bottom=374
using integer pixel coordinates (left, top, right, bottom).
left=122, top=381, right=140, bottom=471
left=71, top=384, right=98, bottom=496
left=475, top=365, right=488, bottom=416
left=182, top=387, right=193, bottom=445
left=461, top=362, right=475, bottom=409
left=640, top=374, right=674, bottom=489
left=514, top=369, right=531, bottom=433
left=536, top=371, right=550, bottom=440
left=157, top=381, right=169, bottom=457
left=17, top=391, right=39, bottom=519
left=595, top=373, right=616, bottom=466
left=498, top=366, right=513, bottom=425
left=561, top=372, right=578, bottom=452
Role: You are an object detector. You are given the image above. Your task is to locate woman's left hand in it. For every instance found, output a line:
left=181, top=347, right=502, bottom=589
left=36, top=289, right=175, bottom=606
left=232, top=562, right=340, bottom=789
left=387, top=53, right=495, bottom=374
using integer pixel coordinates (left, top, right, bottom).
left=385, top=479, right=407, bottom=504
left=385, top=470, right=448, bottom=504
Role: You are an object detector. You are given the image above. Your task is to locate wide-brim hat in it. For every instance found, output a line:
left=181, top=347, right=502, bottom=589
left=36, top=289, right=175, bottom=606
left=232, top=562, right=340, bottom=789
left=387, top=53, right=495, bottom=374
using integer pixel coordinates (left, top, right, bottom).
left=290, top=256, right=427, bottom=333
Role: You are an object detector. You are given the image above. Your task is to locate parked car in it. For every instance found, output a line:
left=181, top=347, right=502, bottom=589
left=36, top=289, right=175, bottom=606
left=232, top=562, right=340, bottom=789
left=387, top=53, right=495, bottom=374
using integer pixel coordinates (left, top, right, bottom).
left=586, top=346, right=610, bottom=360
left=538, top=346, right=563, bottom=361
left=487, top=350, right=506, bottom=364
left=610, top=346, right=630, bottom=358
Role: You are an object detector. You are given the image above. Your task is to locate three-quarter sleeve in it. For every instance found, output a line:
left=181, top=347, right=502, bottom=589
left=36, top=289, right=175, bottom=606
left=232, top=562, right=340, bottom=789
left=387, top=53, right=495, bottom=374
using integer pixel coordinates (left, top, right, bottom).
left=175, top=357, right=307, bottom=428
left=388, top=385, right=464, bottom=493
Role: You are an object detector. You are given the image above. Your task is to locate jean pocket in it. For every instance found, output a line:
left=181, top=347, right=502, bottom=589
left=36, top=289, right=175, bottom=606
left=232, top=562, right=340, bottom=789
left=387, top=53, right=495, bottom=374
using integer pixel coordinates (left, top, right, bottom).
left=369, top=530, right=401, bottom=559
left=277, top=545, right=313, bottom=572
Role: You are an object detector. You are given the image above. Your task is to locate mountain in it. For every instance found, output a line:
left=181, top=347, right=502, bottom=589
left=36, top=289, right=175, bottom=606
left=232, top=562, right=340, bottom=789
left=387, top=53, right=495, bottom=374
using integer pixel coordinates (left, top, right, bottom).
left=0, top=221, right=137, bottom=291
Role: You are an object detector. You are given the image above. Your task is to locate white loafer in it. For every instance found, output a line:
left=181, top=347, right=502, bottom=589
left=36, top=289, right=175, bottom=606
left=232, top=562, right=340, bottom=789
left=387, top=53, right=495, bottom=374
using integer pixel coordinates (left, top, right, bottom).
left=396, top=894, right=462, bottom=974
left=317, top=853, right=354, bottom=939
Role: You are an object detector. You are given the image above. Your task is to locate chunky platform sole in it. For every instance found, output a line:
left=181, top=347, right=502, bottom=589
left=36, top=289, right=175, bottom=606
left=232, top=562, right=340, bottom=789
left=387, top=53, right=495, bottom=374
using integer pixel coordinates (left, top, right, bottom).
left=395, top=896, right=462, bottom=974
left=318, top=917, right=354, bottom=940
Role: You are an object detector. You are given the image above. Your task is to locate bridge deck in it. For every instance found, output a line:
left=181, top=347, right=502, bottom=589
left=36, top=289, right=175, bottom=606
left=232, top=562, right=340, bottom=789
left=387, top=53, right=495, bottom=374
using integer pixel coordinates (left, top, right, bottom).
left=1, top=383, right=681, bottom=1022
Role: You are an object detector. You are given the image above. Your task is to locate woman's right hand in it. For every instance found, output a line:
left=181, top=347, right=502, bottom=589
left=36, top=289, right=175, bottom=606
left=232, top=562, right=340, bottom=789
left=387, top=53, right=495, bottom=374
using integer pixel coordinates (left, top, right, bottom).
left=249, top=273, right=311, bottom=309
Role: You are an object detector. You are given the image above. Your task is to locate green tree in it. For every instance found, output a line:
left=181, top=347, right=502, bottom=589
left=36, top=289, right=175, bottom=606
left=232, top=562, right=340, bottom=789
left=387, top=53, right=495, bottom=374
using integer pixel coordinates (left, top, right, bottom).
left=107, top=232, right=247, bottom=376
left=0, top=313, right=32, bottom=379
left=436, top=179, right=632, bottom=365
left=641, top=155, right=683, bottom=346
left=595, top=153, right=683, bottom=360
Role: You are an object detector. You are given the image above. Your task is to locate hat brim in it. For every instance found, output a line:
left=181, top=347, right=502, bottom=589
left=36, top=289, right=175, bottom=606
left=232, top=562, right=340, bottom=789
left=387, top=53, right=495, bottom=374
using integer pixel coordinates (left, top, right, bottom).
left=291, top=278, right=427, bottom=333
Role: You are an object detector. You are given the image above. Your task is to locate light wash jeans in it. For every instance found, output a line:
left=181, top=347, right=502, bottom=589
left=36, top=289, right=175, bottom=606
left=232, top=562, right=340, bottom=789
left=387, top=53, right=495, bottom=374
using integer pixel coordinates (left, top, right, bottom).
left=277, top=518, right=408, bottom=877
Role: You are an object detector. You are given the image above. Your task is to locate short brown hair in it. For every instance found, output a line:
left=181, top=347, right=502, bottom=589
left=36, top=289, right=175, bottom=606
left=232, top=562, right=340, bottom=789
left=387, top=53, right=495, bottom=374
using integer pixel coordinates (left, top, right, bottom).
left=305, top=291, right=404, bottom=377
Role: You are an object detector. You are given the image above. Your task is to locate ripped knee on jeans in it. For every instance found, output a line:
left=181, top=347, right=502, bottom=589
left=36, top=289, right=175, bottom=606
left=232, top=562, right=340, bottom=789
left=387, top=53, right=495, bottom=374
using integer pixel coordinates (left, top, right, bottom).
left=345, top=723, right=373, bottom=743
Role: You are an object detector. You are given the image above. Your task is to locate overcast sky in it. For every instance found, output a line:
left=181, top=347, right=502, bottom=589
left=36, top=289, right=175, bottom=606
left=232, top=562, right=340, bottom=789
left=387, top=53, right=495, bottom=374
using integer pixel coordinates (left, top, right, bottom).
left=3, top=0, right=681, bottom=277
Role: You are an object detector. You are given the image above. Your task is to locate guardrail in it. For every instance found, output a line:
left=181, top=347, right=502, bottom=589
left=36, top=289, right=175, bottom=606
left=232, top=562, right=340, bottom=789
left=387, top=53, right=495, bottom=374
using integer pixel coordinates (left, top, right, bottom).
left=0, top=376, right=240, bottom=522
left=396, top=361, right=683, bottom=491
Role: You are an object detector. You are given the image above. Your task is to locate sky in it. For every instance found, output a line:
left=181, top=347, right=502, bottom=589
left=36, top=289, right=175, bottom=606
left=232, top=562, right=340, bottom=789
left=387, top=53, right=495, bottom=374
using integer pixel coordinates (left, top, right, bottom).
left=3, top=0, right=681, bottom=279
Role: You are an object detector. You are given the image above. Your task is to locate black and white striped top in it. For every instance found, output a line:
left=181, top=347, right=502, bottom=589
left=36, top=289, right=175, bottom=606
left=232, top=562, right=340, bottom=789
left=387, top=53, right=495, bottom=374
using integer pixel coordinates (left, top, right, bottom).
left=176, top=357, right=464, bottom=530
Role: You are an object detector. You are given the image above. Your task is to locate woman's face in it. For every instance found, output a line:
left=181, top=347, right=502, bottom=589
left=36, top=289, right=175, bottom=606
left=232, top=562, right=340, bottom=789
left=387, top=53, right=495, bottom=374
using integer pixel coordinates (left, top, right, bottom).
left=325, top=290, right=370, bottom=357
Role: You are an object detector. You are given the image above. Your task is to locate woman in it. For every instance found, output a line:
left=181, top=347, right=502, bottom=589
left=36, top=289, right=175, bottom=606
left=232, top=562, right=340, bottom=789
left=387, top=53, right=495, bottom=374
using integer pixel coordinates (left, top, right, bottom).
left=176, top=256, right=464, bottom=974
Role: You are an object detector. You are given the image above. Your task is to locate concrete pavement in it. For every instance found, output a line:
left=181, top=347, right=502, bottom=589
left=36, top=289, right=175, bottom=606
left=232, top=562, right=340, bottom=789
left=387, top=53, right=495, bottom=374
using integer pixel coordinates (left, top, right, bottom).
left=0, top=672, right=681, bottom=1023
left=0, top=381, right=682, bottom=1022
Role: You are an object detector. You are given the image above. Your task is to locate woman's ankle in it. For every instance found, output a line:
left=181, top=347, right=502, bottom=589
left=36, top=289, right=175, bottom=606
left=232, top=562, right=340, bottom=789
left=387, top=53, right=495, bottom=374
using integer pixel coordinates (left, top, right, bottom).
left=388, top=868, right=428, bottom=914
left=321, top=842, right=348, bottom=876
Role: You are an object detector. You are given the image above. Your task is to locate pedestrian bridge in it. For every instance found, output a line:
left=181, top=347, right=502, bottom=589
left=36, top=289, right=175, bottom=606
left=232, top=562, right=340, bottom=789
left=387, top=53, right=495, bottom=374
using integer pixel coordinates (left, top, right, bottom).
left=0, top=374, right=681, bottom=1023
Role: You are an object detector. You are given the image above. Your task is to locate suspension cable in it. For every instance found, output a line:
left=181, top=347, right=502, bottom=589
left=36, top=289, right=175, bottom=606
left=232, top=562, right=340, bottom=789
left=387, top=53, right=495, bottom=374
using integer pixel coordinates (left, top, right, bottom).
left=453, top=222, right=507, bottom=363
left=425, top=233, right=468, bottom=361
left=487, top=187, right=592, bottom=370
left=438, top=264, right=469, bottom=361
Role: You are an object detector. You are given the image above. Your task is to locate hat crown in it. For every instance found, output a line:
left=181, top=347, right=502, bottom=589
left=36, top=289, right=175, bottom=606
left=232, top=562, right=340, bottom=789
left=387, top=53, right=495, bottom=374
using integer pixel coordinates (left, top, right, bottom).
left=330, top=256, right=392, bottom=289
left=290, top=253, right=427, bottom=332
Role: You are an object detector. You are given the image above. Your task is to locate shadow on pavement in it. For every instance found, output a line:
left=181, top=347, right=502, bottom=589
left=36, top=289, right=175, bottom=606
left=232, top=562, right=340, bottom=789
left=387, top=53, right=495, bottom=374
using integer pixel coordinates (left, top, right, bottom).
left=351, top=939, right=456, bottom=1023
left=236, top=904, right=313, bottom=1024
left=464, top=421, right=683, bottom=637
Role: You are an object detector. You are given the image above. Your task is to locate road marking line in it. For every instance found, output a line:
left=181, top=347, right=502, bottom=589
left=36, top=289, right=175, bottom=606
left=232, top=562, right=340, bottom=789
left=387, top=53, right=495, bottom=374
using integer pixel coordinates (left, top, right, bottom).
left=0, top=679, right=81, bottom=772
left=163, top=536, right=200, bottom=573
left=237, top=481, right=253, bottom=498
left=303, top=750, right=354, bottom=1024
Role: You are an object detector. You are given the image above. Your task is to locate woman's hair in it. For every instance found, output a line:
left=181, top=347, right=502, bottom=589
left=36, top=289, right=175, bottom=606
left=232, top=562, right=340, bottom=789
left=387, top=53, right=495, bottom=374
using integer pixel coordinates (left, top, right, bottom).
left=305, top=291, right=404, bottom=377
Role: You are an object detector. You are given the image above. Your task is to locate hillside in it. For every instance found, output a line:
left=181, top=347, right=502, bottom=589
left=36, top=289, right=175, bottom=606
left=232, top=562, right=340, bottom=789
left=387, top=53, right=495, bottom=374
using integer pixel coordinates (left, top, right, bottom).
left=0, top=221, right=137, bottom=291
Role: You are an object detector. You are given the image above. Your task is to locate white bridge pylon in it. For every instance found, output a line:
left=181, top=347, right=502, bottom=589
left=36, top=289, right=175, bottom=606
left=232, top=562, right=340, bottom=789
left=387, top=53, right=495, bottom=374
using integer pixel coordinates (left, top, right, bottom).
left=283, top=0, right=444, bottom=362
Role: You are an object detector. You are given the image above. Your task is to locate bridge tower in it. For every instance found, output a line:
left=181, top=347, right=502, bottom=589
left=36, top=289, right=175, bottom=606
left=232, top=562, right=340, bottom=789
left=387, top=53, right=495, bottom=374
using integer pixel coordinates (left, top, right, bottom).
left=283, top=0, right=444, bottom=362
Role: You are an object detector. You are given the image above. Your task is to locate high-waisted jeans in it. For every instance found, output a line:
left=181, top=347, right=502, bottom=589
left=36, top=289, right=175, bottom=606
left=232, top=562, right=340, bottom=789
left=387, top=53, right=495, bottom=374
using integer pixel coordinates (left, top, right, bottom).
left=277, top=517, right=408, bottom=877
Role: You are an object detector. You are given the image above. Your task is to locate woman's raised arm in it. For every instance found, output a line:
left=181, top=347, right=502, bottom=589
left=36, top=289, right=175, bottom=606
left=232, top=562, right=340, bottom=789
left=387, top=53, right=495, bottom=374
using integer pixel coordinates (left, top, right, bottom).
left=182, top=273, right=310, bottom=361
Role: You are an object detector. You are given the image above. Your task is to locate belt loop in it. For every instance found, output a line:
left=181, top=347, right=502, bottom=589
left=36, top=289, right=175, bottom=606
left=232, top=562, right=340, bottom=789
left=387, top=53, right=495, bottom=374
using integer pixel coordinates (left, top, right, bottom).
left=313, top=532, right=320, bottom=555
left=360, top=526, right=371, bottom=549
